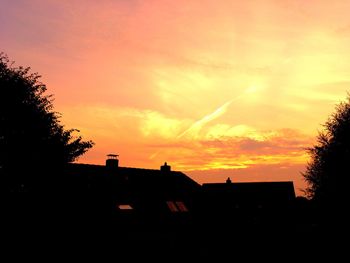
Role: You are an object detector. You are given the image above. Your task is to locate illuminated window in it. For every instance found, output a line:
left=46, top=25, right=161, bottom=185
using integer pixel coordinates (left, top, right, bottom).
left=175, top=201, right=188, bottom=212
left=117, top=204, right=133, bottom=210
left=166, top=201, right=178, bottom=212
left=166, top=201, right=188, bottom=212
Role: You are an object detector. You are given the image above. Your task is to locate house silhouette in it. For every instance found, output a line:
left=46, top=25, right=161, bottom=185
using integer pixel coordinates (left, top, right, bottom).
left=64, top=155, right=200, bottom=227
left=200, top=181, right=296, bottom=227
left=4, top=154, right=306, bottom=260
left=61, top=154, right=296, bottom=230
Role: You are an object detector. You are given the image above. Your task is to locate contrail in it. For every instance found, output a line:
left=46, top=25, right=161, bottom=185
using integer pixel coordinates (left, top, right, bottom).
left=176, top=99, right=234, bottom=139
left=148, top=86, right=259, bottom=159
left=149, top=99, right=234, bottom=159
left=176, top=85, right=259, bottom=139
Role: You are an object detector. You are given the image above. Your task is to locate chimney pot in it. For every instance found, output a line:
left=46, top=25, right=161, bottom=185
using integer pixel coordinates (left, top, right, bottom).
left=161, top=162, right=171, bottom=172
left=106, top=154, right=119, bottom=170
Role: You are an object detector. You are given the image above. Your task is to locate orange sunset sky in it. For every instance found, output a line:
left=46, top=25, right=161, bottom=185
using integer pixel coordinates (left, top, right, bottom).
left=2, top=0, right=350, bottom=195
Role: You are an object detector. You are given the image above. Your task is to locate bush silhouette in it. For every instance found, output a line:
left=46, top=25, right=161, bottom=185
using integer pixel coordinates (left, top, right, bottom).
left=0, top=52, right=93, bottom=192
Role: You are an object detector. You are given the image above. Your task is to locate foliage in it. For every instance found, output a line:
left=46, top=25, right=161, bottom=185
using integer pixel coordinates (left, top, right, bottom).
left=0, top=53, right=94, bottom=191
left=303, top=94, right=350, bottom=205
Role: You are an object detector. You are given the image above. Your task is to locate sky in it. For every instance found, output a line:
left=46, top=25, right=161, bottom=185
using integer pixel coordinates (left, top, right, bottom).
left=2, top=0, right=350, bottom=195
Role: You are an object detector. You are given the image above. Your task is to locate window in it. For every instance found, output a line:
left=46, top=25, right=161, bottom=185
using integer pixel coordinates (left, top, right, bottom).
left=117, top=204, right=133, bottom=210
left=166, top=201, right=188, bottom=212
left=175, top=201, right=188, bottom=212
left=166, top=201, right=178, bottom=212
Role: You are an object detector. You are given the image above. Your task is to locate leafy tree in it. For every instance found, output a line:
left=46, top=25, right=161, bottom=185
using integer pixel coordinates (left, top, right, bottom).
left=0, top=53, right=94, bottom=192
left=303, top=94, right=350, bottom=206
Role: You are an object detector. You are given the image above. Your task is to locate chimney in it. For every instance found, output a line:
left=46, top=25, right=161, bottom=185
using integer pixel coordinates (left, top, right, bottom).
left=160, top=162, right=171, bottom=172
left=106, top=154, right=119, bottom=170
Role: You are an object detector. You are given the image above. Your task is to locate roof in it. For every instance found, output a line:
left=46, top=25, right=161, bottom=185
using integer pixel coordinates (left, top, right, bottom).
left=202, top=181, right=296, bottom=205
left=64, top=163, right=201, bottom=199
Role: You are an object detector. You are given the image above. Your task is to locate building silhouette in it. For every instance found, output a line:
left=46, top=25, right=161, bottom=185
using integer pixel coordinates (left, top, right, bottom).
left=64, top=155, right=200, bottom=226
left=5, top=154, right=315, bottom=261
left=61, top=154, right=296, bottom=230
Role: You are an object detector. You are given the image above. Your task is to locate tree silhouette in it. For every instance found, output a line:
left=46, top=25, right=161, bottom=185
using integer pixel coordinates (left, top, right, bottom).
left=303, top=94, right=350, bottom=207
left=0, top=53, right=94, bottom=192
